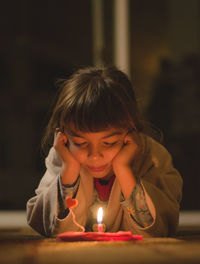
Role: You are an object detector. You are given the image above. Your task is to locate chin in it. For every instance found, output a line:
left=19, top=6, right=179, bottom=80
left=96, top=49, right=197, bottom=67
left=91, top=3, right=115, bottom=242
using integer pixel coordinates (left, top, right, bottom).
left=86, top=167, right=113, bottom=180
left=88, top=171, right=107, bottom=179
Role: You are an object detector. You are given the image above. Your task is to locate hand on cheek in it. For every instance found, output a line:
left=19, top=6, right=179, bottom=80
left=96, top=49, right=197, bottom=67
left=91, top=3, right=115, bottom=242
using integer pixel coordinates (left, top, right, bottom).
left=53, top=130, right=81, bottom=185
left=53, top=131, right=68, bottom=162
left=53, top=130, right=80, bottom=169
left=112, top=132, right=139, bottom=174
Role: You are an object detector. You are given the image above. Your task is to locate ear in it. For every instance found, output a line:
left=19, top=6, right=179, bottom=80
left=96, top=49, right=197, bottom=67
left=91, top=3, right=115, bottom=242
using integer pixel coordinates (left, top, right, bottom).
left=61, top=134, right=67, bottom=144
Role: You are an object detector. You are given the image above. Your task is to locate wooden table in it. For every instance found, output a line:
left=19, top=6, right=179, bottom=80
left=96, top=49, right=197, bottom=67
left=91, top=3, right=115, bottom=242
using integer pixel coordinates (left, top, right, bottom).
left=0, top=226, right=200, bottom=264
left=0, top=211, right=200, bottom=264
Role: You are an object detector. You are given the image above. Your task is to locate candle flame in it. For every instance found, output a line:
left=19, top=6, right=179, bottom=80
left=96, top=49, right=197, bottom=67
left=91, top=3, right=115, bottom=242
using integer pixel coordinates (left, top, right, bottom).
left=97, top=207, right=103, bottom=223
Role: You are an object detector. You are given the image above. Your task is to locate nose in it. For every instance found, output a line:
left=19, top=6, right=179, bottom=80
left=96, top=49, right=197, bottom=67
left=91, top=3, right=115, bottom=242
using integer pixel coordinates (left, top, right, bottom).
left=87, top=145, right=103, bottom=159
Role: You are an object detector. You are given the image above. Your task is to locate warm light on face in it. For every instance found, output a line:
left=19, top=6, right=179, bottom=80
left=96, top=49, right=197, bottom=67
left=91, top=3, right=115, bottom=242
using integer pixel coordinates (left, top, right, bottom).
left=66, top=128, right=128, bottom=179
left=97, top=207, right=103, bottom=224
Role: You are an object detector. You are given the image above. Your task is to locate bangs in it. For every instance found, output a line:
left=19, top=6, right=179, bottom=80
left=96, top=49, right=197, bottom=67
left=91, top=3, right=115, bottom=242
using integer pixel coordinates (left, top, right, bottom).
left=61, top=80, right=135, bottom=132
left=43, top=66, right=146, bottom=153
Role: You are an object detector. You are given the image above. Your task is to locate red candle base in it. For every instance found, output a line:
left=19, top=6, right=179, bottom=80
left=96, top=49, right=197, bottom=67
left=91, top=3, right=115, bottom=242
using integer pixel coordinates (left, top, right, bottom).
left=57, top=231, right=142, bottom=242
left=97, top=223, right=103, bottom=232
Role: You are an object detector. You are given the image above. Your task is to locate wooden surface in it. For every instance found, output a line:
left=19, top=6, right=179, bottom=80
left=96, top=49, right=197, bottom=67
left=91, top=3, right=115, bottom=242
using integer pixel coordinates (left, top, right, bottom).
left=0, top=211, right=200, bottom=264
left=0, top=226, right=200, bottom=264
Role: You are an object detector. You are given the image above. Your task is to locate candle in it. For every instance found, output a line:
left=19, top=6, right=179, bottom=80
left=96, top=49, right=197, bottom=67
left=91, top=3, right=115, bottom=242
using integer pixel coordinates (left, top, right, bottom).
left=58, top=206, right=143, bottom=242
left=58, top=198, right=143, bottom=242
left=97, top=207, right=103, bottom=232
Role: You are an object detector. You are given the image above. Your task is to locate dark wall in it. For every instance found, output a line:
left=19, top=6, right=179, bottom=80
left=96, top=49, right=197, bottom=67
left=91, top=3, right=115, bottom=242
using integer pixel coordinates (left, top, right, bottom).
left=131, top=0, right=200, bottom=210
left=0, top=0, right=93, bottom=209
left=0, top=0, right=199, bottom=210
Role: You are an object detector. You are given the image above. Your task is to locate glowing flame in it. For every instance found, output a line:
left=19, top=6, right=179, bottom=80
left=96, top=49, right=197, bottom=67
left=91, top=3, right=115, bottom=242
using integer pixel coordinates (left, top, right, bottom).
left=97, top=207, right=103, bottom=223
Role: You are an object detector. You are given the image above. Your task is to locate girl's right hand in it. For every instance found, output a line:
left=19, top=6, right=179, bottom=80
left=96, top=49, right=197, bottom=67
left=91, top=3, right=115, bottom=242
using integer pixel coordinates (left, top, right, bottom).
left=53, top=129, right=80, bottom=185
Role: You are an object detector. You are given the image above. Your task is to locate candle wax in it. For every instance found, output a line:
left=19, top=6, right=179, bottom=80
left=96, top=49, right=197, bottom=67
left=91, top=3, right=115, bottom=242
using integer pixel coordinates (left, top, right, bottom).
left=57, top=231, right=143, bottom=242
left=97, top=223, right=103, bottom=232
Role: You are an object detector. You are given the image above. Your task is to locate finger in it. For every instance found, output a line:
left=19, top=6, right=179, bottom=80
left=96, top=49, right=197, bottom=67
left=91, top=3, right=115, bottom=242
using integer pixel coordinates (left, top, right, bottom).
left=54, top=132, right=67, bottom=148
left=57, top=132, right=67, bottom=144
left=54, top=128, right=61, bottom=142
left=55, top=127, right=60, bottom=135
left=61, top=133, right=67, bottom=145
left=123, top=133, right=134, bottom=145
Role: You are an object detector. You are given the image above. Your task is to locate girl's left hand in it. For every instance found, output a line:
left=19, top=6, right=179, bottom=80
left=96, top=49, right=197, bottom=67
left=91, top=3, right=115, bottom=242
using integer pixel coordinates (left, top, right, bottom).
left=112, top=131, right=140, bottom=174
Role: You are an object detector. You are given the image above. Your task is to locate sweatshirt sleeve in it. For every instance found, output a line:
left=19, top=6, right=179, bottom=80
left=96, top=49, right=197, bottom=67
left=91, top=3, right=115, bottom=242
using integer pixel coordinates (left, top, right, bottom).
left=57, top=175, right=80, bottom=219
left=121, top=181, right=153, bottom=228
left=26, top=147, right=81, bottom=236
left=122, top=134, right=183, bottom=237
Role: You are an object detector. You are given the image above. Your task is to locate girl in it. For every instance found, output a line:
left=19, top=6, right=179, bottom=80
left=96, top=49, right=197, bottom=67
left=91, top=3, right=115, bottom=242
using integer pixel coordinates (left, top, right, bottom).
left=27, top=66, right=182, bottom=237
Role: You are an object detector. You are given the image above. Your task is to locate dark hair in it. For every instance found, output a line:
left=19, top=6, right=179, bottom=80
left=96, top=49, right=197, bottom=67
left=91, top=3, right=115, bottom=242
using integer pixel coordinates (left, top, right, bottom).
left=42, top=66, right=160, bottom=151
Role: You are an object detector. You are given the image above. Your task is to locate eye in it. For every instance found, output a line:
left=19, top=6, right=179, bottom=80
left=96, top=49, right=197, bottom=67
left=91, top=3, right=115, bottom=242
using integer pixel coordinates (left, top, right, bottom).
left=73, top=142, right=87, bottom=147
left=103, top=141, right=118, bottom=147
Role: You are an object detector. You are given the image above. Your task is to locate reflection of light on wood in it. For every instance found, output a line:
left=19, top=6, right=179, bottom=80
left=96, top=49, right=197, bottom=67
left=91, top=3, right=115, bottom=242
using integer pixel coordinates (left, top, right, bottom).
left=114, top=0, right=130, bottom=77
left=92, top=0, right=104, bottom=66
left=97, top=207, right=103, bottom=232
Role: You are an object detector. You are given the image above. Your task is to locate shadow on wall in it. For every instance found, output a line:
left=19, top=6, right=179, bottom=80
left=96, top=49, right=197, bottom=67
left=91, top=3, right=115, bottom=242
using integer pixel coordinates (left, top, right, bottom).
left=147, top=54, right=200, bottom=210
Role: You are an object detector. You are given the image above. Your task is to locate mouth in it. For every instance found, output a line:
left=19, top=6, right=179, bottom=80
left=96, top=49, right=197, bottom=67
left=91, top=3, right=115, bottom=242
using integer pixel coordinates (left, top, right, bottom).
left=87, top=164, right=108, bottom=172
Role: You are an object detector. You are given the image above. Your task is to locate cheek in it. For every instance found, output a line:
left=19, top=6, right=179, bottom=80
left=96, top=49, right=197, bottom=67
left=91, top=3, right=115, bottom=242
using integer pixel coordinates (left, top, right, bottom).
left=68, top=144, right=87, bottom=163
left=105, top=145, right=122, bottom=161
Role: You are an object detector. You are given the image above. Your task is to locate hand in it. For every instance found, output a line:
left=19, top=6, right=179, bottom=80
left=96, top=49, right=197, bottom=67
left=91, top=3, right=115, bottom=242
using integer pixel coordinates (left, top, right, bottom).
left=53, top=129, right=80, bottom=185
left=112, top=131, right=140, bottom=174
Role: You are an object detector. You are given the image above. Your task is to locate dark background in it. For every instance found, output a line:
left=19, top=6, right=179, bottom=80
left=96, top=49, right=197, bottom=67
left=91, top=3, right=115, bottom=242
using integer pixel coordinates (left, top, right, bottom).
left=0, top=0, right=199, bottom=210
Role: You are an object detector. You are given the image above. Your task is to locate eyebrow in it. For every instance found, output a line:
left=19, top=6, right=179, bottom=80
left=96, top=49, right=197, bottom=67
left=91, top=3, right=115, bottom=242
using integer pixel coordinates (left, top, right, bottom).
left=67, top=130, right=82, bottom=137
left=67, top=130, right=123, bottom=139
left=103, top=131, right=123, bottom=139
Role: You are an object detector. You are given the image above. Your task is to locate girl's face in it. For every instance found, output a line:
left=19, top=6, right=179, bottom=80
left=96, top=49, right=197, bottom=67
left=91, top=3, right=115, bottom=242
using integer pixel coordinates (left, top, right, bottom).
left=66, top=127, right=128, bottom=180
